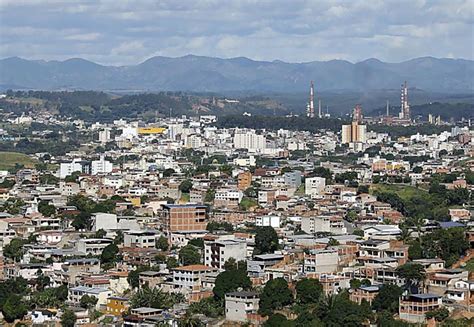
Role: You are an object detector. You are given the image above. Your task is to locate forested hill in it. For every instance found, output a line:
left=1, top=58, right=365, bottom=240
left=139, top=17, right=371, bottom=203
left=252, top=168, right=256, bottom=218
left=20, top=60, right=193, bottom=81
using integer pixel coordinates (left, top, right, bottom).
left=0, top=90, right=289, bottom=121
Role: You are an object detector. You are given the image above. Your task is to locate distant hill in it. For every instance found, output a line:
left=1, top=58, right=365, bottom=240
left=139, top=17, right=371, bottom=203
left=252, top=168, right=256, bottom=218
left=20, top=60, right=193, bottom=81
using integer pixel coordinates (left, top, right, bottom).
left=0, top=55, right=473, bottom=93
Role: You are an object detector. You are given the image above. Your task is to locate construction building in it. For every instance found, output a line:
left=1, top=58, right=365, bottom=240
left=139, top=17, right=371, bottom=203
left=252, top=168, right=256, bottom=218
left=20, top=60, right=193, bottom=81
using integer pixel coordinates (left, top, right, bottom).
left=161, top=204, right=208, bottom=232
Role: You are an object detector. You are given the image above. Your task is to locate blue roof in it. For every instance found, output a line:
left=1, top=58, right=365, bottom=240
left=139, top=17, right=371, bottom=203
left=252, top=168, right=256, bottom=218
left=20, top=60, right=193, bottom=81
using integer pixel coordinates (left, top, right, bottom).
left=438, top=221, right=465, bottom=229
left=162, top=204, right=207, bottom=209
left=409, top=293, right=440, bottom=300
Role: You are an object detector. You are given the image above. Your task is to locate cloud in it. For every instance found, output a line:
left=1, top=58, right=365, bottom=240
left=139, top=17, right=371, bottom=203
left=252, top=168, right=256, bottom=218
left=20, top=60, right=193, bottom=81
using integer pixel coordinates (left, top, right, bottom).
left=0, top=0, right=472, bottom=65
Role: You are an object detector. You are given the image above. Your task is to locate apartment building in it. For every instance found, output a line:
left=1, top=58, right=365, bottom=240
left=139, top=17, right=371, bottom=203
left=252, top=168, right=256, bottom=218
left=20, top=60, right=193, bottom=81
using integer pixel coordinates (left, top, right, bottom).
left=399, top=294, right=442, bottom=323
left=76, top=238, right=114, bottom=256
left=305, top=177, right=326, bottom=197
left=162, top=204, right=208, bottom=233
left=204, top=238, right=247, bottom=270
left=171, top=265, right=218, bottom=295
left=68, top=286, right=112, bottom=309
left=214, top=189, right=243, bottom=208
left=301, top=216, right=347, bottom=235
left=124, top=230, right=158, bottom=248
left=303, top=249, right=339, bottom=274
left=349, top=285, right=380, bottom=305
left=255, top=215, right=281, bottom=228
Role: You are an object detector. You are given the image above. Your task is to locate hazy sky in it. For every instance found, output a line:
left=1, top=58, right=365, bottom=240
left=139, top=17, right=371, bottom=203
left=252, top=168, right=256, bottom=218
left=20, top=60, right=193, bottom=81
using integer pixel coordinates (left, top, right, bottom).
left=1, top=0, right=473, bottom=65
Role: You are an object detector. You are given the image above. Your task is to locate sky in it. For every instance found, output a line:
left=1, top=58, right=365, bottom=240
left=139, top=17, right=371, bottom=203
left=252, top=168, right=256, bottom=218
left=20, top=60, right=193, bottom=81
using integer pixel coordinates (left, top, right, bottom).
left=0, top=0, right=473, bottom=66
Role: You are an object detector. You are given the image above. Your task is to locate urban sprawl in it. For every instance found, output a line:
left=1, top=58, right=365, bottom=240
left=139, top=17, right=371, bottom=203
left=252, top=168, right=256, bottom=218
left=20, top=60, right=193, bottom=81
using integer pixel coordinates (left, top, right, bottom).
left=0, top=83, right=472, bottom=327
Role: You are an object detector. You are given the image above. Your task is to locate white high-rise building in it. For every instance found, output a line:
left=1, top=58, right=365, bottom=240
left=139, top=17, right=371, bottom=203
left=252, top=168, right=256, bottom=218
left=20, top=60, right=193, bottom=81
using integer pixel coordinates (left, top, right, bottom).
left=98, top=128, right=111, bottom=144
left=59, top=159, right=89, bottom=179
left=305, top=177, right=326, bottom=197
left=233, top=130, right=266, bottom=151
left=91, top=156, right=113, bottom=175
left=185, top=134, right=203, bottom=149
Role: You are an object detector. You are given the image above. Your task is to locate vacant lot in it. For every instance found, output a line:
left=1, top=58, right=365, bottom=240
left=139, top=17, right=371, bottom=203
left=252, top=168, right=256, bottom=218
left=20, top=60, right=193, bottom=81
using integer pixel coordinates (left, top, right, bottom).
left=370, top=184, right=427, bottom=200
left=0, top=151, right=37, bottom=171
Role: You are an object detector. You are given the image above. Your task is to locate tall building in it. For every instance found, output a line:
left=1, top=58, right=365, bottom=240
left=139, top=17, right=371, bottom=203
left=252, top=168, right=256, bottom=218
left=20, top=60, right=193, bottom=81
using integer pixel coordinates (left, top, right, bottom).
left=204, top=238, right=247, bottom=270
left=306, top=81, right=315, bottom=118
left=341, top=121, right=366, bottom=144
left=233, top=130, right=266, bottom=151
left=91, top=156, right=113, bottom=175
left=162, top=204, right=208, bottom=232
left=98, top=128, right=111, bottom=144
left=399, top=81, right=410, bottom=120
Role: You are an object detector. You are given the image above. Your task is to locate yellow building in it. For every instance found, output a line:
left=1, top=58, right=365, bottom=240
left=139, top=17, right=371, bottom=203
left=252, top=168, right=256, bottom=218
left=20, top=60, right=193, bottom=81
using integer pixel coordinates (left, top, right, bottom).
left=127, top=197, right=141, bottom=207
left=105, top=296, right=129, bottom=316
left=137, top=127, right=167, bottom=135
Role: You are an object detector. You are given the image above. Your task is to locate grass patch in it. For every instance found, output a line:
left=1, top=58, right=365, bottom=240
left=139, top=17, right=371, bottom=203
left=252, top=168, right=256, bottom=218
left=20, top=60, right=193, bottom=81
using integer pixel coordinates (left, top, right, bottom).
left=179, top=193, right=190, bottom=203
left=370, top=184, right=427, bottom=201
left=464, top=258, right=474, bottom=272
left=0, top=151, right=37, bottom=171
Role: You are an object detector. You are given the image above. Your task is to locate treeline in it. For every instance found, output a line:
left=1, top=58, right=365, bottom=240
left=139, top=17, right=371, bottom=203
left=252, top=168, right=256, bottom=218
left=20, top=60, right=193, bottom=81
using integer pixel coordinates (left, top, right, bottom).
left=215, top=115, right=345, bottom=133
left=5, top=90, right=110, bottom=107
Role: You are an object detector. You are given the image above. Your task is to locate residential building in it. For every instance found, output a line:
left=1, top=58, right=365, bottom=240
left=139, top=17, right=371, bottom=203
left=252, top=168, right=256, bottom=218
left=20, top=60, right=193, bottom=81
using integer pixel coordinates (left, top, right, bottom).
left=399, top=294, right=442, bottom=323
left=162, top=204, right=208, bottom=233
left=204, top=238, right=247, bottom=270
left=225, top=291, right=259, bottom=322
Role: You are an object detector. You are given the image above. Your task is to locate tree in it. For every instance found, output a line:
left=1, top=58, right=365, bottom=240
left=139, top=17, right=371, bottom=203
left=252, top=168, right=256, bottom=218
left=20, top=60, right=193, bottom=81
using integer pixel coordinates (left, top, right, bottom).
left=425, top=307, right=449, bottom=321
left=35, top=269, right=51, bottom=291
left=163, top=168, right=175, bottom=177
left=254, top=226, right=279, bottom=255
left=167, top=257, right=178, bottom=269
left=80, top=294, right=98, bottom=309
left=413, top=166, right=423, bottom=173
left=259, top=278, right=293, bottom=316
left=327, top=238, right=340, bottom=247
left=130, top=286, right=182, bottom=309
left=38, top=200, right=56, bottom=217
left=3, top=238, right=27, bottom=262
left=396, top=263, right=425, bottom=290
left=295, top=278, right=323, bottom=305
left=204, top=188, right=216, bottom=202
left=128, top=266, right=151, bottom=289
left=372, top=284, right=403, bottom=313
left=114, top=230, right=124, bottom=245
left=345, top=210, right=358, bottom=223
left=179, top=179, right=193, bottom=193
left=2, top=294, right=27, bottom=323
left=422, top=227, right=469, bottom=267
left=61, top=309, right=77, bottom=327
left=309, top=167, right=333, bottom=183
left=357, top=185, right=369, bottom=194
left=408, top=240, right=423, bottom=260
left=223, top=257, right=247, bottom=271
left=213, top=269, right=251, bottom=300
left=179, top=245, right=201, bottom=265
left=156, top=236, right=169, bottom=251
left=100, top=243, right=120, bottom=268
left=263, top=313, right=294, bottom=327
left=188, top=238, right=204, bottom=249
left=188, top=297, right=224, bottom=318
left=352, top=229, right=364, bottom=237
left=94, top=228, right=107, bottom=238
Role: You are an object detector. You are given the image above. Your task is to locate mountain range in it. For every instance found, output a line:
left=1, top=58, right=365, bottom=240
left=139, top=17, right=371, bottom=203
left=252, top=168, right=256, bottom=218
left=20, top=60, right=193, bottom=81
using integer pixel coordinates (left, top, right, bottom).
left=0, top=55, right=473, bottom=93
